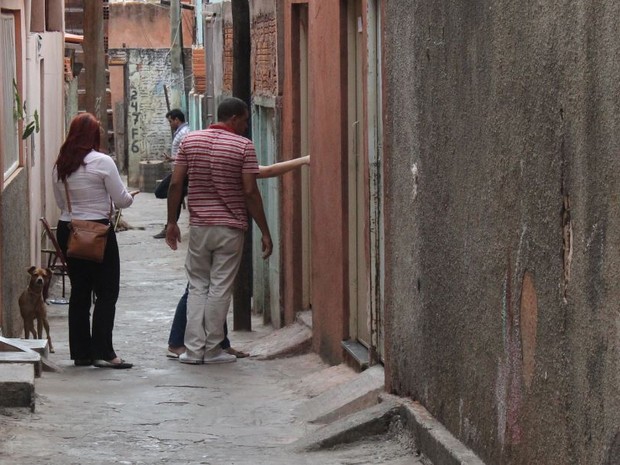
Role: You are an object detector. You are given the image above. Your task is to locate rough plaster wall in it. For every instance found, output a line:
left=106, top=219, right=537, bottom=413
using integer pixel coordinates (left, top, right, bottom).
left=1, top=173, right=31, bottom=337
left=121, top=48, right=192, bottom=186
left=250, top=12, right=277, bottom=98
left=383, top=2, right=619, bottom=465
left=65, top=79, right=78, bottom=133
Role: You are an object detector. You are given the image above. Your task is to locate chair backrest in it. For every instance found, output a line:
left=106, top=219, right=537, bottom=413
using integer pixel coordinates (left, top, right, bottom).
left=40, top=217, right=68, bottom=267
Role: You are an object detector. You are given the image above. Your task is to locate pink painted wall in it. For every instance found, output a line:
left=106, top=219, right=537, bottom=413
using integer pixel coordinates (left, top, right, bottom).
left=282, top=0, right=349, bottom=364
left=281, top=1, right=304, bottom=326
left=108, top=2, right=194, bottom=49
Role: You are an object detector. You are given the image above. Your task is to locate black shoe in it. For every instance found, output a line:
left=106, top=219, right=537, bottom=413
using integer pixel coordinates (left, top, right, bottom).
left=153, top=227, right=167, bottom=239
left=74, top=359, right=92, bottom=366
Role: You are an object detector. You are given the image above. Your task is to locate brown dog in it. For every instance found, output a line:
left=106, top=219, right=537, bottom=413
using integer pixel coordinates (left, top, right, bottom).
left=18, top=266, right=54, bottom=353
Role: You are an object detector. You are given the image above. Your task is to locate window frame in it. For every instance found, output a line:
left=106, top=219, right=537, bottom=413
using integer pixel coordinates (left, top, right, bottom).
left=0, top=10, right=22, bottom=186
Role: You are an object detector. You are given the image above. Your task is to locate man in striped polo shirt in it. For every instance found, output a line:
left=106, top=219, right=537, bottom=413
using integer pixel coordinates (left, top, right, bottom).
left=165, top=97, right=272, bottom=364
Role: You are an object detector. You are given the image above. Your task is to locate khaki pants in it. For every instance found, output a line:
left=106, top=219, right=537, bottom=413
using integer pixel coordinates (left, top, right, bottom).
left=184, top=225, right=244, bottom=359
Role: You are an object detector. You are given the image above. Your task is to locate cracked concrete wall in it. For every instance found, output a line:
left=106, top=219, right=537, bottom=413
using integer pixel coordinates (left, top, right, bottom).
left=382, top=2, right=620, bottom=465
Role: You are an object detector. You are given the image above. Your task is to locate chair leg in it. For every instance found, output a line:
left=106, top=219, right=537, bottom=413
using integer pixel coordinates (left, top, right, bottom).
left=43, top=280, right=50, bottom=302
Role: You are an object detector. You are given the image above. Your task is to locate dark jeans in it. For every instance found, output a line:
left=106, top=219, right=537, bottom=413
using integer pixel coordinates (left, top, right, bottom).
left=155, top=173, right=188, bottom=222
left=57, top=220, right=119, bottom=361
left=167, top=284, right=230, bottom=350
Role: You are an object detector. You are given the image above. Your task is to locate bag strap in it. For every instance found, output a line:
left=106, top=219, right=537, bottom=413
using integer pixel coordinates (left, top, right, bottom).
left=63, top=180, right=113, bottom=221
left=63, top=180, right=73, bottom=215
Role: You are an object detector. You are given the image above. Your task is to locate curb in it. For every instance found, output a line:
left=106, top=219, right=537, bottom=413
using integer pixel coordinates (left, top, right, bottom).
left=382, top=394, right=486, bottom=465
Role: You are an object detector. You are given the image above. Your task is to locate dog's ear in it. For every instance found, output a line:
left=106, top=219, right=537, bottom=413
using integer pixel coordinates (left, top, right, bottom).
left=27, top=265, right=36, bottom=275
left=44, top=268, right=52, bottom=278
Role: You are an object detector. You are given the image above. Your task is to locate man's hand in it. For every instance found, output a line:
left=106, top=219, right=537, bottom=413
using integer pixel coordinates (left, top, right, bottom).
left=165, top=223, right=181, bottom=250
left=261, top=234, right=273, bottom=259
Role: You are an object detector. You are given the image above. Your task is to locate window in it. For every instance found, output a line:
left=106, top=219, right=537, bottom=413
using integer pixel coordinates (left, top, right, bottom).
left=1, top=13, right=19, bottom=181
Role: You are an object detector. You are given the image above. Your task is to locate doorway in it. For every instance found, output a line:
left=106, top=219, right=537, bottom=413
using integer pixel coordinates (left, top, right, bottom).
left=366, top=0, right=384, bottom=360
left=347, top=0, right=370, bottom=348
left=346, top=0, right=384, bottom=361
left=298, top=4, right=312, bottom=311
left=252, top=104, right=280, bottom=327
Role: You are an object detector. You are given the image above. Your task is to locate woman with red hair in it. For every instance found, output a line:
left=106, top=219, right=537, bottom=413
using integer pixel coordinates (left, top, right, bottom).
left=53, top=113, right=138, bottom=369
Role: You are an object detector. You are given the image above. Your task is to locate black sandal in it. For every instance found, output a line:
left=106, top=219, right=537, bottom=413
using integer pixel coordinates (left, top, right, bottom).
left=93, top=359, right=133, bottom=369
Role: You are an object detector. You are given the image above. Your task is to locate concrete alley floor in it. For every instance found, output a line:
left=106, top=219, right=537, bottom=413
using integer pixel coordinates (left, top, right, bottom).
left=0, top=191, right=426, bottom=465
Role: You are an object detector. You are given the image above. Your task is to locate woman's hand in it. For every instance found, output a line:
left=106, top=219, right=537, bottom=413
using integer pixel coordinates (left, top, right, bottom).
left=129, top=190, right=140, bottom=197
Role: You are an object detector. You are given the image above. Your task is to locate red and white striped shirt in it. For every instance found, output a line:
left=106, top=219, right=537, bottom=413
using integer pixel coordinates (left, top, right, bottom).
left=175, top=124, right=259, bottom=230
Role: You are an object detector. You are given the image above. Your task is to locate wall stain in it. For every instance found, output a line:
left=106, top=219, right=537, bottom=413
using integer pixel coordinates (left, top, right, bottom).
left=520, top=271, right=538, bottom=390
left=560, top=134, right=572, bottom=304
left=561, top=192, right=572, bottom=304
left=496, top=258, right=524, bottom=449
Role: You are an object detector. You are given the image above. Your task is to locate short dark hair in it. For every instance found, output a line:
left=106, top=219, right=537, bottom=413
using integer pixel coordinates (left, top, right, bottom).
left=166, top=108, right=185, bottom=122
left=217, top=97, right=248, bottom=122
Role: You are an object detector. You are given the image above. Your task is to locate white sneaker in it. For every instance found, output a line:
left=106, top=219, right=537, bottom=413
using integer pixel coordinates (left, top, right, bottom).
left=203, top=350, right=236, bottom=364
left=179, top=352, right=203, bottom=364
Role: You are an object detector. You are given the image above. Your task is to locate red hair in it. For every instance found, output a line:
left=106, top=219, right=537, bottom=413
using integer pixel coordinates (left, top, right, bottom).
left=55, top=113, right=101, bottom=181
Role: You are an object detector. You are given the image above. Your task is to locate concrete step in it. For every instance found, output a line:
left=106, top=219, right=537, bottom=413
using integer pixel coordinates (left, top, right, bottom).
left=3, top=337, right=48, bottom=357
left=0, top=363, right=35, bottom=412
left=0, top=336, right=43, bottom=378
left=296, top=310, right=313, bottom=329
left=296, top=364, right=385, bottom=424
left=291, top=398, right=402, bottom=452
left=292, top=362, right=358, bottom=399
left=0, top=338, right=60, bottom=374
left=246, top=321, right=312, bottom=360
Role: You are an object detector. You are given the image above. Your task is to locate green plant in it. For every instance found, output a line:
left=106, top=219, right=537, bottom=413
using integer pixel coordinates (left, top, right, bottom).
left=13, top=79, right=40, bottom=139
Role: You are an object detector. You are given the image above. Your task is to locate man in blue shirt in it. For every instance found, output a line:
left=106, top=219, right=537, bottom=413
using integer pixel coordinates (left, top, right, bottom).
left=153, top=108, right=190, bottom=238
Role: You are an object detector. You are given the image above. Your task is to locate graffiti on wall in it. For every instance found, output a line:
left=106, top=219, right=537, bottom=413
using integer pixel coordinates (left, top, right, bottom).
left=127, top=49, right=174, bottom=162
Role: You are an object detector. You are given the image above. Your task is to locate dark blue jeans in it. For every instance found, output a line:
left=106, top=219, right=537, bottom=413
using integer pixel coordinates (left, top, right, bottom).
left=167, top=285, right=230, bottom=350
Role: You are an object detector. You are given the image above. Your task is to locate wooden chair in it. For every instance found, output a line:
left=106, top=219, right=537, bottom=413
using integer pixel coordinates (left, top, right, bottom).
left=40, top=217, right=69, bottom=303
left=113, top=208, right=123, bottom=232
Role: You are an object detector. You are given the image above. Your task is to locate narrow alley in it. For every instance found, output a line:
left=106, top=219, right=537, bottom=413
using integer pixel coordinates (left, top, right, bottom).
left=1, top=1, right=617, bottom=464
left=0, top=193, right=426, bottom=465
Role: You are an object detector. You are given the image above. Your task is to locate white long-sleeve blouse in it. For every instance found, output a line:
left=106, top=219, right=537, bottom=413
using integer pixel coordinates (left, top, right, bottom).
left=53, top=150, right=134, bottom=221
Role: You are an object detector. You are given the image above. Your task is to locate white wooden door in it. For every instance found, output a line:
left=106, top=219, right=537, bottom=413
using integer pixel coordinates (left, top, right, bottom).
left=347, top=0, right=370, bottom=347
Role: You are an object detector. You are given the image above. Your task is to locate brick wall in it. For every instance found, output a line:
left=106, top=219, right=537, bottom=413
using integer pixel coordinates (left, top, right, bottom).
left=251, top=13, right=278, bottom=97
left=223, top=22, right=234, bottom=92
